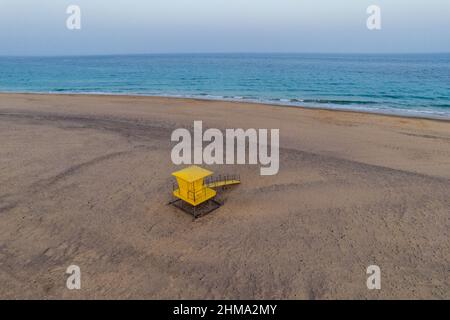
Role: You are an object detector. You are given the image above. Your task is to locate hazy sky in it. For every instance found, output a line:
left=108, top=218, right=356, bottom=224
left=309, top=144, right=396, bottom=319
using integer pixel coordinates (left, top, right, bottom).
left=0, top=0, right=449, bottom=55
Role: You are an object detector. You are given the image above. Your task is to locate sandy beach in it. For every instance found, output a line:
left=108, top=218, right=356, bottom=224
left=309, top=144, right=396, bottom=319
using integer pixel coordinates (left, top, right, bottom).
left=0, top=92, right=449, bottom=299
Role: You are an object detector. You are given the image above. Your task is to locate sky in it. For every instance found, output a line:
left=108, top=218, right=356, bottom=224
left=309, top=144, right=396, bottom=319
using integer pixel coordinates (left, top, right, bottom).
left=0, top=0, right=449, bottom=56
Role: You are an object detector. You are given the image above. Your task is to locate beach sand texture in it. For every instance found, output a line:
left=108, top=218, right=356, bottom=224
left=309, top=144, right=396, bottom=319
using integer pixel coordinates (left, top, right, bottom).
left=0, top=93, right=449, bottom=299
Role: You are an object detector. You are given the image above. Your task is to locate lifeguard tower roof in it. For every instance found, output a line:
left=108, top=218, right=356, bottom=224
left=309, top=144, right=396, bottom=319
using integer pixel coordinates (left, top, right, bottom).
left=172, top=165, right=213, bottom=183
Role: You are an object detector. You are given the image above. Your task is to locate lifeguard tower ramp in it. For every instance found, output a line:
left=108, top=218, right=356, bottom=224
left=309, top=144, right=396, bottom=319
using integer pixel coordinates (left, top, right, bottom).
left=205, top=174, right=241, bottom=189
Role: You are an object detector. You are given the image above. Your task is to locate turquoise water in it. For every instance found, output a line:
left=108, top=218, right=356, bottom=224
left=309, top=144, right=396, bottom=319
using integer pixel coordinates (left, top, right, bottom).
left=0, top=53, right=449, bottom=118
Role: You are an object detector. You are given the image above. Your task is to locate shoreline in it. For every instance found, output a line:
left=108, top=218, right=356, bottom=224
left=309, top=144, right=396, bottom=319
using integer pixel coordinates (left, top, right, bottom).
left=1, top=91, right=449, bottom=122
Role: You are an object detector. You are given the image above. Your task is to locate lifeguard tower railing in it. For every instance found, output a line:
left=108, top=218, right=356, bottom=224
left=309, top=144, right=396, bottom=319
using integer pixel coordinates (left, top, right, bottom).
left=204, top=174, right=241, bottom=189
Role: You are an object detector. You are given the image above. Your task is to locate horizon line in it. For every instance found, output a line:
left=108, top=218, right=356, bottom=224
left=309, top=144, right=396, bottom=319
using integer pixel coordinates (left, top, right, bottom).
left=1, top=51, right=449, bottom=58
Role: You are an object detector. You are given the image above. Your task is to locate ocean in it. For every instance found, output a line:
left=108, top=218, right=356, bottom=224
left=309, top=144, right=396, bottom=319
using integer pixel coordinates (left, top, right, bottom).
left=0, top=53, right=449, bottom=118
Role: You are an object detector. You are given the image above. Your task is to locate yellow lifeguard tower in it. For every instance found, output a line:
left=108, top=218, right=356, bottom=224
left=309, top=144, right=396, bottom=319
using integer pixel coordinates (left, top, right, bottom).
left=170, top=165, right=240, bottom=218
left=172, top=165, right=216, bottom=206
